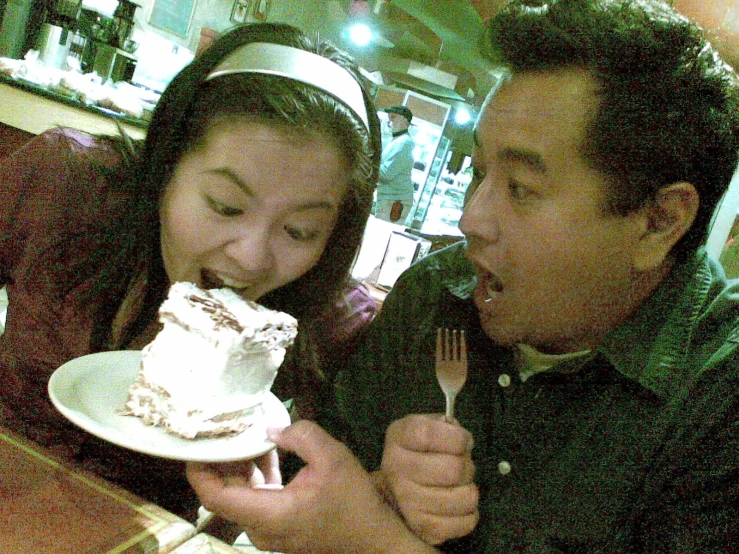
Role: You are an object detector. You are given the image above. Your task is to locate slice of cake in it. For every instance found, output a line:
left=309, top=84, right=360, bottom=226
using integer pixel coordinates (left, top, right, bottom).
left=121, top=282, right=298, bottom=439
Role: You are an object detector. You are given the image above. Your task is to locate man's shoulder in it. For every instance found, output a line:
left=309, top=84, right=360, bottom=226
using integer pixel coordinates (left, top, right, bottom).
left=604, top=252, right=739, bottom=401
left=405, top=239, right=468, bottom=273
left=391, top=240, right=474, bottom=300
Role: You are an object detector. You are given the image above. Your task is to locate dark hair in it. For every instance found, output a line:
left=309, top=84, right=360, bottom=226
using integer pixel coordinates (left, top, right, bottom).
left=142, top=23, right=380, bottom=321
left=76, top=23, right=380, bottom=394
left=485, top=0, right=739, bottom=259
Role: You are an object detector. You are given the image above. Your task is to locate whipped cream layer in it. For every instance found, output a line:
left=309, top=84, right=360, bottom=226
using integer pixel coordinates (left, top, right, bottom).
left=122, top=282, right=298, bottom=439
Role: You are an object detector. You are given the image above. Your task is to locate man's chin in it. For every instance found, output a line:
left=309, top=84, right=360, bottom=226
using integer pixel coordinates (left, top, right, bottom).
left=477, top=311, right=520, bottom=347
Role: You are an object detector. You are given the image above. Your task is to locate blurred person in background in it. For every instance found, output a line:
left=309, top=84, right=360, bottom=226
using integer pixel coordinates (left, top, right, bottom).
left=374, top=105, right=416, bottom=224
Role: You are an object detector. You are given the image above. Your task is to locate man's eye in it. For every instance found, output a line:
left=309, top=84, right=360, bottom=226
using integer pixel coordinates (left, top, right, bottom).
left=508, top=180, right=531, bottom=201
left=207, top=197, right=242, bottom=217
left=285, top=225, right=319, bottom=242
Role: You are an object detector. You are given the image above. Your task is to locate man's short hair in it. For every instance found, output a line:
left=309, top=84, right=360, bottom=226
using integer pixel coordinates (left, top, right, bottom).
left=484, top=0, right=739, bottom=259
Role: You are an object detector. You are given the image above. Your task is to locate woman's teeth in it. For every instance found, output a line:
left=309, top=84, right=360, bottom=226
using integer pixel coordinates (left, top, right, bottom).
left=218, top=274, right=252, bottom=290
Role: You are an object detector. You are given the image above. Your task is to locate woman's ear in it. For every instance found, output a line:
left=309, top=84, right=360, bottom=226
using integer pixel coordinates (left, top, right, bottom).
left=633, top=182, right=699, bottom=271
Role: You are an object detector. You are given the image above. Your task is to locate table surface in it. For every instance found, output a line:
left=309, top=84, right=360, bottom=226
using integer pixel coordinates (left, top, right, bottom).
left=0, top=426, right=196, bottom=553
left=171, top=533, right=263, bottom=554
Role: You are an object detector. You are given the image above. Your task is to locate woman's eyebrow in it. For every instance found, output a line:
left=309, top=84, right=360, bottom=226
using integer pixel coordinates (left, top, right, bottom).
left=207, top=168, right=338, bottom=211
left=208, top=168, right=253, bottom=195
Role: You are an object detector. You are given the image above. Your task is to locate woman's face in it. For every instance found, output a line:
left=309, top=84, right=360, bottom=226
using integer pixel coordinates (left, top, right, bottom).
left=159, top=119, right=350, bottom=301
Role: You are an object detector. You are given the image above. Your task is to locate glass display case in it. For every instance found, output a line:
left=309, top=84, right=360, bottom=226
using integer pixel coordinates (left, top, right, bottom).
left=409, top=138, right=474, bottom=237
left=375, top=89, right=477, bottom=236
left=408, top=135, right=449, bottom=229
left=419, top=154, right=472, bottom=236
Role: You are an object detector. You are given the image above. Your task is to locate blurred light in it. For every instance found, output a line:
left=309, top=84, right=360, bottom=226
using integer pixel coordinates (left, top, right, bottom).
left=349, top=23, right=373, bottom=46
left=454, top=108, right=472, bottom=125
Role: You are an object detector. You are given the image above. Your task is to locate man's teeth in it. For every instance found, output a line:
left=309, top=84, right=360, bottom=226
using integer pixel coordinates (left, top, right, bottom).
left=218, top=274, right=252, bottom=289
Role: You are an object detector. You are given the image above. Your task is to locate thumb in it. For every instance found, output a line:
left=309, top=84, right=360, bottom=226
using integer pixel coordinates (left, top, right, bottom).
left=268, top=420, right=347, bottom=472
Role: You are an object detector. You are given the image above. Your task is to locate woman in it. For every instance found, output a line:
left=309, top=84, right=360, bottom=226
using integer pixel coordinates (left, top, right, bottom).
left=0, top=22, right=381, bottom=518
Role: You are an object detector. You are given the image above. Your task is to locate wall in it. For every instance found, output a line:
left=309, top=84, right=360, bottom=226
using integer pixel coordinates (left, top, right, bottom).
left=0, top=0, right=34, bottom=58
left=673, top=0, right=739, bottom=68
left=129, top=0, right=347, bottom=55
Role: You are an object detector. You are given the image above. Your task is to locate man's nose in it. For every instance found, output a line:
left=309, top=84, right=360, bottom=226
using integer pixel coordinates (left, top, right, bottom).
left=459, top=178, right=500, bottom=244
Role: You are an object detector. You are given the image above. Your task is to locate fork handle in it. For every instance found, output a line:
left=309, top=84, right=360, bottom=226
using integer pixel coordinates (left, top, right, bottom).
left=443, top=392, right=457, bottom=423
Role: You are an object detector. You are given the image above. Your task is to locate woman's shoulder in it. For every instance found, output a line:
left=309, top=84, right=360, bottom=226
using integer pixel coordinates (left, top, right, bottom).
left=2, top=127, right=136, bottom=237
left=319, top=281, right=379, bottom=345
left=37, top=127, right=126, bottom=169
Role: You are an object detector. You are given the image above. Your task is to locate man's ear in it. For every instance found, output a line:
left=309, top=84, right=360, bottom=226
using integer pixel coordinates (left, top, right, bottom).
left=633, top=182, right=699, bottom=271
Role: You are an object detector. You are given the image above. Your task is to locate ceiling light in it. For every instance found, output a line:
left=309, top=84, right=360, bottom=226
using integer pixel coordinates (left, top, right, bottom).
left=454, top=108, right=472, bottom=125
left=349, top=23, right=373, bottom=46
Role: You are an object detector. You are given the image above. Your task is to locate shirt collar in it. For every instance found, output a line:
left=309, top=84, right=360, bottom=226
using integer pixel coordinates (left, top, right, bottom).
left=598, top=249, right=719, bottom=402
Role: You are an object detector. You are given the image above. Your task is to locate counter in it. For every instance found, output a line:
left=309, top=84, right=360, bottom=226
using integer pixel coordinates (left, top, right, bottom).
left=0, top=74, right=147, bottom=141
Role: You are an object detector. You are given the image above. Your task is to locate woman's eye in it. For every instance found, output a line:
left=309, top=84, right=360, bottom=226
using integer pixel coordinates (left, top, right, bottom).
left=207, top=197, right=242, bottom=217
left=285, top=225, right=319, bottom=242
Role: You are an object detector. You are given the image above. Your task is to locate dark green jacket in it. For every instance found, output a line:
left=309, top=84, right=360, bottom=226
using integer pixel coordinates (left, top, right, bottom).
left=331, top=242, right=739, bottom=553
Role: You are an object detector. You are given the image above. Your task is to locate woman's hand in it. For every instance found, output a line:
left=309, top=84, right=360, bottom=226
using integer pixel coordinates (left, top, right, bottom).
left=187, top=420, right=439, bottom=554
left=379, top=414, right=479, bottom=545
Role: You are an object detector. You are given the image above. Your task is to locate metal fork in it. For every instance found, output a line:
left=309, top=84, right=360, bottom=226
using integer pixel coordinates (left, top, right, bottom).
left=435, top=328, right=468, bottom=422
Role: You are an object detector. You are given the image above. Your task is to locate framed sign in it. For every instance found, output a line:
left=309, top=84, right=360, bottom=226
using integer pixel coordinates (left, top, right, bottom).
left=231, top=0, right=251, bottom=24
left=149, top=0, right=197, bottom=37
left=376, top=231, right=431, bottom=290
left=253, top=0, right=272, bottom=21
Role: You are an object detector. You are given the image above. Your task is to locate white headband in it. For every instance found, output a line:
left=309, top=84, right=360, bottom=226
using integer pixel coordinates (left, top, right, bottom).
left=206, top=42, right=370, bottom=133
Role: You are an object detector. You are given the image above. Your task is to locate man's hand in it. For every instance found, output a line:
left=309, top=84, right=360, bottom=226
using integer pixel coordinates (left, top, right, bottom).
left=187, top=420, right=439, bottom=554
left=200, top=446, right=281, bottom=489
left=379, top=414, right=479, bottom=545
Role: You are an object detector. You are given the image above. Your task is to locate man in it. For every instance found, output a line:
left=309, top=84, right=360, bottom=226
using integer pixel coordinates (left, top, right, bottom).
left=187, top=1, right=739, bottom=552
left=375, top=105, right=416, bottom=223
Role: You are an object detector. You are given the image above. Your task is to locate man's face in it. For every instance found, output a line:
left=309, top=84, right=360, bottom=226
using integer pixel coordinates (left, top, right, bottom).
left=388, top=112, right=409, bottom=132
left=460, top=69, right=651, bottom=354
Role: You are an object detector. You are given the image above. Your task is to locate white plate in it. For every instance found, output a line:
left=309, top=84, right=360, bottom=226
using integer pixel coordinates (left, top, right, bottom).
left=48, top=350, right=291, bottom=462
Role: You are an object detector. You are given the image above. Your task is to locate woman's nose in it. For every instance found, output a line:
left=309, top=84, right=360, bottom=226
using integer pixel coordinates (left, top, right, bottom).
left=223, top=231, right=275, bottom=273
left=459, top=178, right=500, bottom=244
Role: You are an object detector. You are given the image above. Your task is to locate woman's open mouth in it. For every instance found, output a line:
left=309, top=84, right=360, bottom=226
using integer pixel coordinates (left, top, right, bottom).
left=201, top=269, right=253, bottom=292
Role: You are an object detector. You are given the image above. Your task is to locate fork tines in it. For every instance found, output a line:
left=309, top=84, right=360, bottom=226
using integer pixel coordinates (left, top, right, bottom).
left=437, top=328, right=467, bottom=362
left=435, top=328, right=468, bottom=423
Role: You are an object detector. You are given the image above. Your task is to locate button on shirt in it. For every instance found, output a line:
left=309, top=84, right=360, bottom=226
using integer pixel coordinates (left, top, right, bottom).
left=331, top=241, right=739, bottom=553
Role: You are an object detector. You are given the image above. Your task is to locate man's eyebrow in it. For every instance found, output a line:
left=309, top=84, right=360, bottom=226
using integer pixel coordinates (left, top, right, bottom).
left=207, top=168, right=337, bottom=211
left=499, top=147, right=546, bottom=173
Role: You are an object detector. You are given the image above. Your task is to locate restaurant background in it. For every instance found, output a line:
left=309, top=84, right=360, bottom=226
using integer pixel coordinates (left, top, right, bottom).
left=2, top=2, right=739, bottom=552
left=1, top=0, right=739, bottom=284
